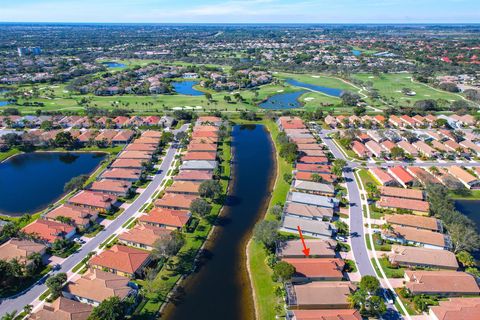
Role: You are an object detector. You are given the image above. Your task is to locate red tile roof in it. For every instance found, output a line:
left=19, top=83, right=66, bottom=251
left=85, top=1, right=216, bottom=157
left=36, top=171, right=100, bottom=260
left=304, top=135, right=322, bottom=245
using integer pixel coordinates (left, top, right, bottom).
left=140, top=208, right=190, bottom=228
left=89, top=245, right=150, bottom=274
left=68, top=190, right=117, bottom=209
left=22, top=219, right=75, bottom=243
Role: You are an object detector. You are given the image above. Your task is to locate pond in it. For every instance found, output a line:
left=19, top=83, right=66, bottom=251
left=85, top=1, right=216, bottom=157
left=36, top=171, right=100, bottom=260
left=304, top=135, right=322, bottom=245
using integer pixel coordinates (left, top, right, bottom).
left=0, top=101, right=10, bottom=107
left=352, top=49, right=362, bottom=56
left=0, top=152, right=106, bottom=216
left=258, top=90, right=307, bottom=109
left=162, top=124, right=275, bottom=320
left=172, top=81, right=205, bottom=96
left=102, top=61, right=126, bottom=68
left=286, top=78, right=344, bottom=97
left=455, top=200, right=480, bottom=258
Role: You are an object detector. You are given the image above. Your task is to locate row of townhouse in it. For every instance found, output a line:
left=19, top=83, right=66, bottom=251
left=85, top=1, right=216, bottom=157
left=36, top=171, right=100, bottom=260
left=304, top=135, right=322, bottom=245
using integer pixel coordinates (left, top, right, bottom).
left=20, top=130, right=163, bottom=246
left=0, top=114, right=175, bottom=130
left=325, top=113, right=477, bottom=130
left=15, top=130, right=168, bottom=320
left=277, top=117, right=361, bottom=320
left=348, top=128, right=480, bottom=161
left=370, top=165, right=480, bottom=192
left=370, top=188, right=480, bottom=305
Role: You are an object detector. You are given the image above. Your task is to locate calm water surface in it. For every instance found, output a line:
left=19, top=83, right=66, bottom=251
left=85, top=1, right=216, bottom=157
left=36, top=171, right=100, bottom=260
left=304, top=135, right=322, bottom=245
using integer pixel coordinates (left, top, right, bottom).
left=0, top=101, right=10, bottom=107
left=455, top=200, right=480, bottom=258
left=259, top=90, right=307, bottom=109
left=162, top=124, right=274, bottom=320
left=102, top=61, right=126, bottom=68
left=286, top=78, right=344, bottom=97
left=0, top=152, right=106, bottom=215
left=172, top=81, right=205, bottom=96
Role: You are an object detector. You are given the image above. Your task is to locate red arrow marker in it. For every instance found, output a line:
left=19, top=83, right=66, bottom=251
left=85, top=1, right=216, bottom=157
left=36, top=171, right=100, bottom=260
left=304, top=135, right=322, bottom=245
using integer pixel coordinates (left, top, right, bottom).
left=297, top=225, right=310, bottom=257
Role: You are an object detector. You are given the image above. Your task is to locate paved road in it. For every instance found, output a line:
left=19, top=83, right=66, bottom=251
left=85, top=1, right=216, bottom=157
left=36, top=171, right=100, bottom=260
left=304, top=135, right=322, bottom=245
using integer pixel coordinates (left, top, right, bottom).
left=318, top=132, right=376, bottom=277
left=0, top=125, right=188, bottom=316
left=318, top=131, right=403, bottom=320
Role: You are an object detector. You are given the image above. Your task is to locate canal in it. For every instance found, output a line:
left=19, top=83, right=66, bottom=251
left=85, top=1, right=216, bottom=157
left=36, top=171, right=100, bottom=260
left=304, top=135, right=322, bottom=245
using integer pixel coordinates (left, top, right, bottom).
left=161, top=124, right=275, bottom=320
left=0, top=152, right=106, bottom=216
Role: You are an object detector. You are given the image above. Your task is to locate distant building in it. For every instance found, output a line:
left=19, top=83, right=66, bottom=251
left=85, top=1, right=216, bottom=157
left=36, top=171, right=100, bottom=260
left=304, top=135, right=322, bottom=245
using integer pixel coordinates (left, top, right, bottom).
left=17, top=47, right=42, bottom=57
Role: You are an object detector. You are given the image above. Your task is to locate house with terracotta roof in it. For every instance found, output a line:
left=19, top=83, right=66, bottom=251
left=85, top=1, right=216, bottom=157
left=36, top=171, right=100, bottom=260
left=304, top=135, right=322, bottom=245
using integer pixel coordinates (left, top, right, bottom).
left=385, top=214, right=442, bottom=232
left=324, top=115, right=337, bottom=128
left=95, top=129, right=118, bottom=144
left=68, top=190, right=117, bottom=213
left=113, top=116, right=130, bottom=127
left=372, top=115, right=386, bottom=126
left=283, top=258, right=345, bottom=282
left=388, top=166, right=415, bottom=187
left=118, top=151, right=153, bottom=160
left=0, top=238, right=46, bottom=265
left=286, top=309, right=361, bottom=320
left=460, top=139, right=480, bottom=155
left=142, top=130, right=162, bottom=138
left=429, top=298, right=480, bottom=320
left=167, top=181, right=202, bottom=195
left=140, top=208, right=191, bottom=230
left=369, top=167, right=396, bottom=186
left=183, top=151, right=217, bottom=161
left=174, top=170, right=213, bottom=182
left=412, top=115, right=427, bottom=127
left=377, top=196, right=429, bottom=215
left=154, top=193, right=197, bottom=211
left=77, top=130, right=98, bottom=144
left=90, top=179, right=132, bottom=197
left=297, top=156, right=329, bottom=164
left=380, top=186, right=424, bottom=200
left=413, top=141, right=437, bottom=158
left=134, top=137, right=160, bottom=145
left=397, top=140, right=419, bottom=157
left=62, top=269, right=138, bottom=306
left=101, top=168, right=142, bottom=182
left=119, top=224, right=171, bottom=251
left=404, top=271, right=480, bottom=296
left=125, top=143, right=157, bottom=152
left=286, top=281, right=356, bottom=309
left=197, top=116, right=223, bottom=127
left=295, top=164, right=332, bottom=174
left=29, top=297, right=93, bottom=320
left=89, top=245, right=151, bottom=278
left=446, top=166, right=480, bottom=189
left=389, top=245, right=458, bottom=270
left=407, top=166, right=441, bottom=186
left=296, top=143, right=322, bottom=151
left=112, top=130, right=135, bottom=144
left=351, top=141, right=369, bottom=158
left=187, top=143, right=217, bottom=152
left=22, top=219, right=76, bottom=244
left=45, top=205, right=99, bottom=230
left=400, top=115, right=416, bottom=127
left=382, top=225, right=451, bottom=250
left=294, top=171, right=337, bottom=183
left=388, top=115, right=403, bottom=128
left=110, top=158, right=145, bottom=170
left=365, top=140, right=384, bottom=158
left=277, top=239, right=337, bottom=258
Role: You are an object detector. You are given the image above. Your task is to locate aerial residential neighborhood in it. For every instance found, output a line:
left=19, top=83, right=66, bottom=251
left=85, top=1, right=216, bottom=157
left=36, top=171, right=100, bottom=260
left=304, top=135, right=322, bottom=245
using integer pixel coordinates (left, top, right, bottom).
left=1, top=2, right=480, bottom=320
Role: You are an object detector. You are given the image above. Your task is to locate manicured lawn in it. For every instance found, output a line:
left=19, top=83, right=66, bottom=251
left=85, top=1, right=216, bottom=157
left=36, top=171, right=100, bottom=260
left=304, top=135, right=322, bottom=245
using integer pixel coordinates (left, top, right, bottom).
left=358, top=169, right=380, bottom=186
left=351, top=73, right=464, bottom=106
left=377, top=257, right=405, bottom=278
left=0, top=148, right=21, bottom=162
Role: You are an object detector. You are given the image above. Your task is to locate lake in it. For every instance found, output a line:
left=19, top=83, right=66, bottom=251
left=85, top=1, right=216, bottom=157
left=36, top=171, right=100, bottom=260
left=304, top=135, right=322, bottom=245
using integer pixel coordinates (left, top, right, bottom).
left=0, top=101, right=10, bottom=107
left=0, top=152, right=106, bottom=216
left=102, top=61, right=126, bottom=68
left=259, top=90, right=307, bottom=109
left=162, top=124, right=275, bottom=320
left=286, top=78, right=344, bottom=97
left=352, top=49, right=362, bottom=56
left=455, top=200, right=480, bottom=234
left=172, top=81, right=205, bottom=96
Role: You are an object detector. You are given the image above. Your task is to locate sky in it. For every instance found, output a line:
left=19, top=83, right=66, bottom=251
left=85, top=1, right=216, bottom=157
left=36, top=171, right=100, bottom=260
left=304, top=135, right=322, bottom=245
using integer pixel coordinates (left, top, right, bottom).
left=0, top=0, right=479, bottom=24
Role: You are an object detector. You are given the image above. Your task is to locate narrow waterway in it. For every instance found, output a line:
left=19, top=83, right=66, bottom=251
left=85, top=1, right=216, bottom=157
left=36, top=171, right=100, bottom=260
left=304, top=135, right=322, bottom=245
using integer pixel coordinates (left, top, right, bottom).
left=161, top=124, right=275, bottom=320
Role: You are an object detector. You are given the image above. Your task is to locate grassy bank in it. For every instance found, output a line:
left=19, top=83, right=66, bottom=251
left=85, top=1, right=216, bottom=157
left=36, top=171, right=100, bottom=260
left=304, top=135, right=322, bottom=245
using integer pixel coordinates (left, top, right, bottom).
left=236, top=118, right=292, bottom=320
left=133, top=128, right=232, bottom=319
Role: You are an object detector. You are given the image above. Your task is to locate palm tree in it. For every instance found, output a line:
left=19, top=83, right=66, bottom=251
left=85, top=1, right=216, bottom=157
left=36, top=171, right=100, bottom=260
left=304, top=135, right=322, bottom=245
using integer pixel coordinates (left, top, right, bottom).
left=1, top=310, right=17, bottom=320
left=429, top=166, right=440, bottom=177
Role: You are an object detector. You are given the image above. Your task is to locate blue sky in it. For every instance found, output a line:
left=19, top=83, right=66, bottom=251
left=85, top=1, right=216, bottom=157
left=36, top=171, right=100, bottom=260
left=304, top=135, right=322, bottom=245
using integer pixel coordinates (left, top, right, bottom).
left=0, top=0, right=479, bottom=23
